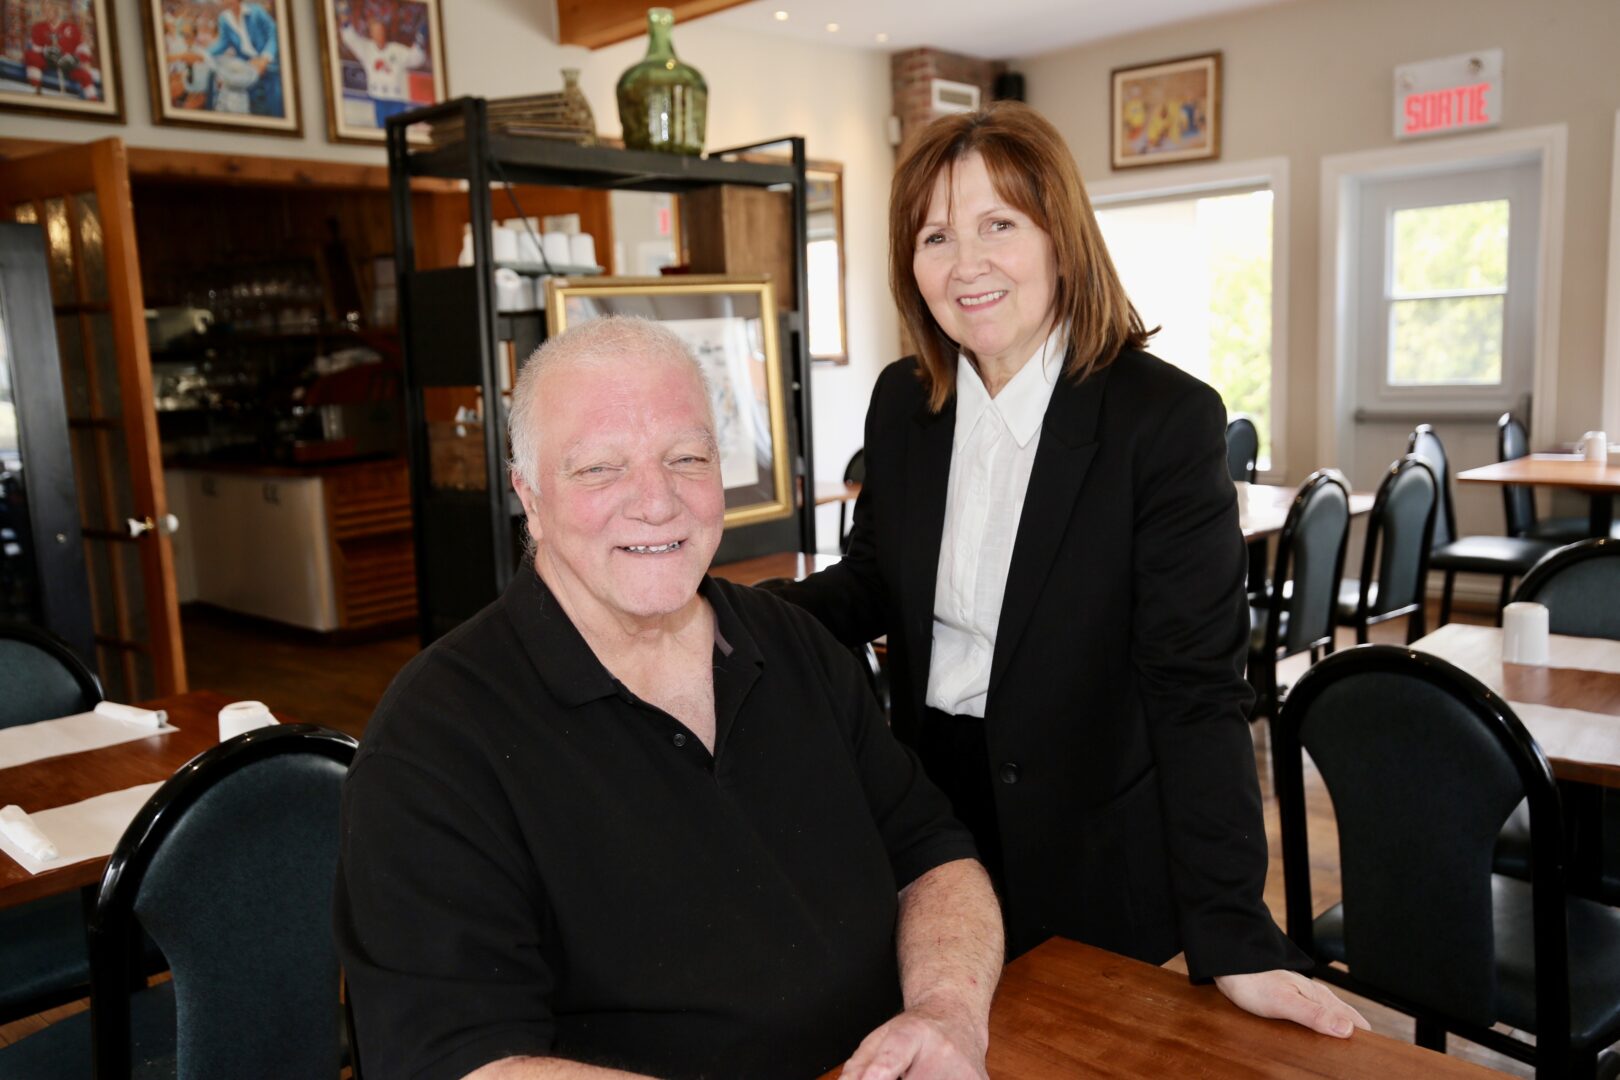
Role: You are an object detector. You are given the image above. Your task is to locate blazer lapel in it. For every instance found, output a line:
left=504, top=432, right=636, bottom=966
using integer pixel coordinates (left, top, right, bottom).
left=987, top=365, right=1111, bottom=698
left=903, top=396, right=955, bottom=715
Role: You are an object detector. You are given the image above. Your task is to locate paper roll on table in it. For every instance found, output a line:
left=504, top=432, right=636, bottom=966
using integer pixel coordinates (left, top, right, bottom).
left=93, top=701, right=168, bottom=728
left=1502, top=602, right=1550, bottom=666
left=0, top=804, right=58, bottom=861
left=218, top=701, right=279, bottom=742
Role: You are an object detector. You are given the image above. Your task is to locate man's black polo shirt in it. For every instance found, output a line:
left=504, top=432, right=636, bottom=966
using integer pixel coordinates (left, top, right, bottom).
left=335, top=567, right=978, bottom=1080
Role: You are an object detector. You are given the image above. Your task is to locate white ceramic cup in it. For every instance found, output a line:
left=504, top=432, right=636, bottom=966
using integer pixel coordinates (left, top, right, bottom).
left=542, top=232, right=573, bottom=268
left=491, top=224, right=519, bottom=263
left=1502, top=602, right=1551, bottom=666
left=511, top=225, right=542, bottom=264
left=569, top=232, right=597, bottom=267
left=218, top=700, right=278, bottom=742
left=1583, top=431, right=1610, bottom=463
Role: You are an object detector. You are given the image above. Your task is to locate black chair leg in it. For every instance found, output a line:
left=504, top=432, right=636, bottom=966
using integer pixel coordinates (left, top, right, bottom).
left=1407, top=603, right=1426, bottom=644
left=1414, top=1017, right=1446, bottom=1053
left=1439, top=571, right=1456, bottom=627
left=1497, top=575, right=1513, bottom=625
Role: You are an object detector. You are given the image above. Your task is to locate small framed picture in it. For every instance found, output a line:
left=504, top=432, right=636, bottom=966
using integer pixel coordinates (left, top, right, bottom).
left=546, top=275, right=794, bottom=528
left=316, top=0, right=446, bottom=145
left=1111, top=51, right=1221, bottom=169
left=140, top=0, right=301, bottom=135
left=0, top=0, right=124, bottom=123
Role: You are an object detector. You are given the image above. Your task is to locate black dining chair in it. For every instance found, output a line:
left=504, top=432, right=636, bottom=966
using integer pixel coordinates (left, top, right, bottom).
left=1276, top=645, right=1620, bottom=1078
left=838, top=448, right=866, bottom=554
left=1334, top=456, right=1437, bottom=645
left=1409, top=424, right=1557, bottom=626
left=1225, top=417, right=1259, bottom=484
left=0, top=724, right=358, bottom=1080
left=1498, top=414, right=1613, bottom=544
left=0, top=622, right=105, bottom=1027
left=1246, top=470, right=1351, bottom=720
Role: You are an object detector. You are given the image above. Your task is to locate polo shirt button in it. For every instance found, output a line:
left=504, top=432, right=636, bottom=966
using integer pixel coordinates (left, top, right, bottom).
left=672, top=733, right=688, bottom=748
left=999, top=762, right=1020, bottom=784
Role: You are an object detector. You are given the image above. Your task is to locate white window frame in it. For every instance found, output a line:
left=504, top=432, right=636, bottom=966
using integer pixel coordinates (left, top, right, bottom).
left=1318, top=124, right=1567, bottom=475
left=1604, top=109, right=1620, bottom=439
left=1089, top=156, right=1290, bottom=482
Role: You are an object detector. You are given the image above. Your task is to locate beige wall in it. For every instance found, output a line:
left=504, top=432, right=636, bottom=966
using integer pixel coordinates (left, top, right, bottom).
left=0, top=2, right=897, bottom=543
left=1016, top=0, right=1620, bottom=479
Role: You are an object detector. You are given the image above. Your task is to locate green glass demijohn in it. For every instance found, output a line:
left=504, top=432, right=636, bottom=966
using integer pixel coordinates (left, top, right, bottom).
left=616, top=8, right=708, bottom=155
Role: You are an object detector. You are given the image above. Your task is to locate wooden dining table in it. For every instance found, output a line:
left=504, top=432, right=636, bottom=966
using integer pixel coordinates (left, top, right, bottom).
left=0, top=690, right=237, bottom=910
left=1456, top=453, right=1620, bottom=536
left=1241, top=482, right=1376, bottom=542
left=819, top=936, right=1491, bottom=1078
left=1412, top=623, right=1620, bottom=790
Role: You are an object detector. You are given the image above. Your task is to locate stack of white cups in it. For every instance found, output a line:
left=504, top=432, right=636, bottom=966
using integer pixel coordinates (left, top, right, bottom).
left=1501, top=602, right=1550, bottom=666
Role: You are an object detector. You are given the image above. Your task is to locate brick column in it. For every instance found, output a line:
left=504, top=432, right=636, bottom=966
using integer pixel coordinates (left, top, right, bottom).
left=890, top=48, right=1008, bottom=150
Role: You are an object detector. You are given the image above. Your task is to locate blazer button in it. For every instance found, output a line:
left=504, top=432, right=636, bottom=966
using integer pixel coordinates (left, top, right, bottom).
left=999, top=762, right=1020, bottom=785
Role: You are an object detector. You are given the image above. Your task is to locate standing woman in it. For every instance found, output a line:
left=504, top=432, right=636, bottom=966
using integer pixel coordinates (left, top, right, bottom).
left=776, top=102, right=1366, bottom=1037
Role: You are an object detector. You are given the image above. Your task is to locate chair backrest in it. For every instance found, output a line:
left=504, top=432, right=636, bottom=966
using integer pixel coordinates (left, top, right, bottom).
left=1356, top=457, right=1438, bottom=620
left=1407, top=425, right=1458, bottom=548
left=1497, top=413, right=1537, bottom=537
left=0, top=620, right=101, bottom=729
left=89, top=724, right=358, bottom=1080
left=1513, top=538, right=1620, bottom=639
left=842, top=448, right=866, bottom=485
left=1265, top=470, right=1350, bottom=658
left=1225, top=418, right=1259, bottom=483
left=1275, top=646, right=1569, bottom=1037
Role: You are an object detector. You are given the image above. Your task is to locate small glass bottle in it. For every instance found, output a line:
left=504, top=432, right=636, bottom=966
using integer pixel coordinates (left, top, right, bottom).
left=615, top=8, right=707, bottom=155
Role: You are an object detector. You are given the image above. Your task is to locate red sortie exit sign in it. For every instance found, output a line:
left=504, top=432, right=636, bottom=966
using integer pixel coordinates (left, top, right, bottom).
left=1393, top=50, right=1503, bottom=140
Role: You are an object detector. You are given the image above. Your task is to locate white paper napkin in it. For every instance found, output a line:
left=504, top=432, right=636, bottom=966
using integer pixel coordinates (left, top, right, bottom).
left=93, top=701, right=168, bottom=728
left=0, top=783, right=163, bottom=875
left=0, top=710, right=179, bottom=771
left=0, top=804, right=57, bottom=861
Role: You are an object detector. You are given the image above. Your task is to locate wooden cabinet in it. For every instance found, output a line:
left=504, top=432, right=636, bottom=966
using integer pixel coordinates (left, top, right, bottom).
left=322, top=459, right=416, bottom=630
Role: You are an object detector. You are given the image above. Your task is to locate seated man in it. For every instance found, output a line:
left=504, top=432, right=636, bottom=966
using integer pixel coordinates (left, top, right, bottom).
left=335, top=316, right=1004, bottom=1080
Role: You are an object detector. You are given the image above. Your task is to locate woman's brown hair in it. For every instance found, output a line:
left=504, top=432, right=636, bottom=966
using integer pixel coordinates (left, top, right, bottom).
left=890, top=101, right=1154, bottom=412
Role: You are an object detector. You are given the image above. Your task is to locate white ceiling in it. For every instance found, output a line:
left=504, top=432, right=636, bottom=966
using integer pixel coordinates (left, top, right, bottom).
left=708, top=0, right=1295, bottom=60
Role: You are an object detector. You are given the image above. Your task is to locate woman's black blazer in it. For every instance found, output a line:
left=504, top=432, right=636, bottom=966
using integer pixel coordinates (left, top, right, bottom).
left=778, top=349, right=1306, bottom=980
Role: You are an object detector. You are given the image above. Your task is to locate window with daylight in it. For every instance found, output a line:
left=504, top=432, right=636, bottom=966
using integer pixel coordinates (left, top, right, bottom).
left=1096, top=188, right=1274, bottom=468
left=1387, top=199, right=1509, bottom=387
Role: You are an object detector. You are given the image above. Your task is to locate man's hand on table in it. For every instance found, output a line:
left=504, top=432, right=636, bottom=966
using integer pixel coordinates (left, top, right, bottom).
left=839, top=995, right=989, bottom=1080
left=1214, top=969, right=1370, bottom=1038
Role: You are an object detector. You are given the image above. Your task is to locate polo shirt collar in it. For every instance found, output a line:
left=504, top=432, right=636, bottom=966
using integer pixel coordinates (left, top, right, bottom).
left=954, top=324, right=1067, bottom=450
left=499, top=565, right=764, bottom=712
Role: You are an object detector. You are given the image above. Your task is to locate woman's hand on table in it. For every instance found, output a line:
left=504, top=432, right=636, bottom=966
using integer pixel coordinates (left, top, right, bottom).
left=1215, top=969, right=1370, bottom=1038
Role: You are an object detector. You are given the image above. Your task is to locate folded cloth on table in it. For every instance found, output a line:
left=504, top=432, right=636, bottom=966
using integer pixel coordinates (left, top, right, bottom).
left=0, top=804, right=58, bottom=861
left=94, top=700, right=168, bottom=728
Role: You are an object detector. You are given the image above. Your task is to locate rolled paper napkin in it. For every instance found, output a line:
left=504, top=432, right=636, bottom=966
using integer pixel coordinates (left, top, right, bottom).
left=0, top=804, right=59, bottom=862
left=218, top=700, right=278, bottom=742
left=93, top=700, right=168, bottom=728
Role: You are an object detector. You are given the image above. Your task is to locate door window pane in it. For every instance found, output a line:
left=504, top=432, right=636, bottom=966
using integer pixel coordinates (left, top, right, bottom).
left=1389, top=296, right=1504, bottom=385
left=1392, top=200, right=1508, bottom=293
left=73, top=193, right=108, bottom=304
left=42, top=198, right=75, bottom=305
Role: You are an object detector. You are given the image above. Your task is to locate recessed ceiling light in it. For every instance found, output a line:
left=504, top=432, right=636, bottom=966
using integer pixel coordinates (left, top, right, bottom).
left=773, top=10, right=788, bottom=20
left=826, top=21, right=839, bottom=32
left=875, top=31, right=888, bottom=43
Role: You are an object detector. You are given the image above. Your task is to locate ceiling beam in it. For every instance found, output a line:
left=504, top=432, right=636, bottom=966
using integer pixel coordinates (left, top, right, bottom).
left=557, top=0, right=754, bottom=50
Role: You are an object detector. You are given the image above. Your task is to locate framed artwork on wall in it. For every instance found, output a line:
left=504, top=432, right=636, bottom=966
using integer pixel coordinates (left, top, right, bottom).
left=140, top=0, right=301, bottom=135
left=316, top=0, right=446, bottom=145
left=1111, top=51, right=1221, bottom=169
left=545, top=275, right=794, bottom=528
left=0, top=0, right=124, bottom=123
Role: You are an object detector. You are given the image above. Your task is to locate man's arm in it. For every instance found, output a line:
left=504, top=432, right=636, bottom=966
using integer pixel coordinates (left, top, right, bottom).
left=464, top=1058, right=651, bottom=1079
left=839, top=858, right=1003, bottom=1080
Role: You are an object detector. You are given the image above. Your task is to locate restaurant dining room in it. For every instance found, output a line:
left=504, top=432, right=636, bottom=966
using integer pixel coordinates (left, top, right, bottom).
left=1, top=0, right=1619, bottom=1076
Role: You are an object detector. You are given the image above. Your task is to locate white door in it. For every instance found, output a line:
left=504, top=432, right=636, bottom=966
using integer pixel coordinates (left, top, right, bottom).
left=1349, top=160, right=1540, bottom=549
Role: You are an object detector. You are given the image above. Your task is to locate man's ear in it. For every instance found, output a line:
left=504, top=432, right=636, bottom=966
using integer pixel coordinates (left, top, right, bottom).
left=511, top=469, right=543, bottom=545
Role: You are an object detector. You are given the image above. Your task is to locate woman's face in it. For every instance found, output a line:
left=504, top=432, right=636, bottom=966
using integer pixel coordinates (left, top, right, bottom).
left=913, top=151, right=1059, bottom=375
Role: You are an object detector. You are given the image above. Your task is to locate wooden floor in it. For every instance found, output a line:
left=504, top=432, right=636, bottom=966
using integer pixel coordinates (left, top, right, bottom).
left=0, top=602, right=1544, bottom=1072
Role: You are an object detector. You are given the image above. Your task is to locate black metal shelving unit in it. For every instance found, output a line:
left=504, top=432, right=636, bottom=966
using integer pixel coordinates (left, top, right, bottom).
left=386, top=96, right=816, bottom=644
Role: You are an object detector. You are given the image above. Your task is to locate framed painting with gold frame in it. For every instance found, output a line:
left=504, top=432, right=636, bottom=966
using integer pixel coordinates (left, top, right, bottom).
left=1111, top=51, right=1221, bottom=169
left=545, top=275, right=793, bottom=528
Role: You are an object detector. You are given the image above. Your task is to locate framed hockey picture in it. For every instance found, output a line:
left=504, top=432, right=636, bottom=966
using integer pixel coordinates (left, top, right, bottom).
left=140, top=0, right=301, bottom=135
left=546, top=276, right=794, bottom=529
left=0, top=0, right=124, bottom=123
left=316, top=0, right=446, bottom=145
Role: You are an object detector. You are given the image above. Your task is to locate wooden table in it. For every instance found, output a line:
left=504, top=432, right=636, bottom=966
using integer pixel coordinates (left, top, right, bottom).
left=821, top=937, right=1490, bottom=1078
left=709, top=550, right=842, bottom=586
left=1456, top=453, right=1620, bottom=536
left=1413, top=623, right=1620, bottom=789
left=1241, top=483, right=1376, bottom=542
left=0, top=690, right=232, bottom=910
left=813, top=480, right=862, bottom=506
